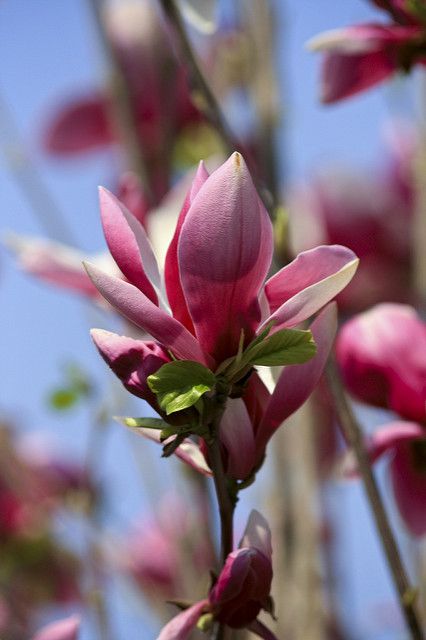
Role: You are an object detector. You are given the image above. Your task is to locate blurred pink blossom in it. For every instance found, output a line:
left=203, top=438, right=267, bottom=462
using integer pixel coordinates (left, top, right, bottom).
left=308, top=1, right=426, bottom=103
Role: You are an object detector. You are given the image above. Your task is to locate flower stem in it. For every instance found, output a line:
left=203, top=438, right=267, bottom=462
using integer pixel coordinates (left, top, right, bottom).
left=208, top=436, right=234, bottom=565
left=326, top=357, right=424, bottom=640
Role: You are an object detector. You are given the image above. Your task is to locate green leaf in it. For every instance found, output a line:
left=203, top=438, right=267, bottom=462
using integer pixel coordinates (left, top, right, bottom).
left=406, top=0, right=426, bottom=23
left=147, top=361, right=216, bottom=416
left=115, top=416, right=169, bottom=430
left=49, top=388, right=78, bottom=410
left=242, top=328, right=317, bottom=367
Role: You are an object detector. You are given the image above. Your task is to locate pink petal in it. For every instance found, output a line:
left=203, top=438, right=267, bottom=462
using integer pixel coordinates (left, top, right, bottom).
left=156, top=600, right=208, bottom=640
left=32, top=615, right=80, bottom=640
left=117, top=171, right=150, bottom=227
left=7, top=234, right=102, bottom=299
left=99, top=187, right=160, bottom=303
left=178, top=153, right=273, bottom=363
left=124, top=426, right=212, bottom=476
left=239, top=510, right=272, bottom=560
left=255, top=303, right=337, bottom=458
left=308, top=24, right=423, bottom=104
left=219, top=399, right=256, bottom=480
left=336, top=304, right=426, bottom=421
left=248, top=620, right=279, bottom=640
left=165, top=161, right=210, bottom=331
left=261, top=245, right=357, bottom=332
left=84, top=263, right=212, bottom=366
left=210, top=549, right=253, bottom=604
left=43, top=94, right=112, bottom=154
left=90, top=329, right=170, bottom=404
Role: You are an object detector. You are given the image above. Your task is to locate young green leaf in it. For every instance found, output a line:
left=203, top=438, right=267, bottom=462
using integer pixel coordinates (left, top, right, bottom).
left=147, top=361, right=216, bottom=416
left=242, top=328, right=317, bottom=367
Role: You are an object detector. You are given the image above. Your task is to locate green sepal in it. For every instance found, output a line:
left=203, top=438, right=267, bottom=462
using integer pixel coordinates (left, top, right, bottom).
left=147, top=360, right=216, bottom=415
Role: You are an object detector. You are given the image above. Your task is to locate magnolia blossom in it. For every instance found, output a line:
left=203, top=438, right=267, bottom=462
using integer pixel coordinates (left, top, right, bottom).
left=308, top=0, right=426, bottom=103
left=157, top=510, right=276, bottom=640
left=87, top=153, right=357, bottom=480
left=337, top=304, right=426, bottom=535
left=32, top=616, right=80, bottom=640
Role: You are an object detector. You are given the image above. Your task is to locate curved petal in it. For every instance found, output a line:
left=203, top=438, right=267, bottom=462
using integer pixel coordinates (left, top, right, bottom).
left=90, top=329, right=169, bottom=405
left=124, top=426, right=212, bottom=476
left=99, top=187, right=160, bottom=303
left=165, top=161, right=209, bottom=331
left=239, top=510, right=272, bottom=559
left=178, top=153, right=273, bottom=363
left=308, top=24, right=421, bottom=55
left=219, top=398, right=256, bottom=480
left=32, top=615, right=80, bottom=640
left=84, top=263, right=212, bottom=366
left=255, top=303, right=337, bottom=458
left=43, top=94, right=112, bottom=154
left=261, top=245, right=357, bottom=332
left=157, top=600, right=208, bottom=640
left=210, top=549, right=253, bottom=605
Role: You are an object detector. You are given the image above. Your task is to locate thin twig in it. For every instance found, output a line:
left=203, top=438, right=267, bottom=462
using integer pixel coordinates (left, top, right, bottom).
left=326, top=357, right=424, bottom=640
left=158, top=0, right=236, bottom=157
left=207, top=437, right=234, bottom=566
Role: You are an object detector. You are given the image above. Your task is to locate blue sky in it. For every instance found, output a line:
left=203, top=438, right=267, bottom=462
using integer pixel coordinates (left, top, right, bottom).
left=0, top=1, right=419, bottom=638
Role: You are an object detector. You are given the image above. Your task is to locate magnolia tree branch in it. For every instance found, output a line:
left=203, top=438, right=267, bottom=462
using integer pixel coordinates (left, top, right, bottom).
left=158, top=0, right=236, bottom=157
left=326, top=358, right=425, bottom=640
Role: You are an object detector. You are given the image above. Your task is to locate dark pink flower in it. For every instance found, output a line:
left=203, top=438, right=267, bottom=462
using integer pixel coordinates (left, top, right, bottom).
left=337, top=304, right=426, bottom=535
left=86, top=153, right=357, bottom=479
left=309, top=6, right=426, bottom=104
left=157, top=511, right=277, bottom=639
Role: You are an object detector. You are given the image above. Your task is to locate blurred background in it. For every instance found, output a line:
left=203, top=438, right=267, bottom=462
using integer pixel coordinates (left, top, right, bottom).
left=0, top=1, right=422, bottom=638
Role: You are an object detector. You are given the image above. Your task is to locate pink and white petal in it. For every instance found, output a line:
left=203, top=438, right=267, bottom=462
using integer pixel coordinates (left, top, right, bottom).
left=84, top=263, right=213, bottom=366
left=32, top=615, right=80, bottom=640
left=239, top=510, right=272, bottom=559
left=99, top=187, right=160, bottom=303
left=156, top=600, right=209, bottom=640
left=178, top=153, right=273, bottom=363
left=261, top=245, right=357, bottom=332
left=342, top=421, right=425, bottom=477
left=219, top=398, right=256, bottom=480
left=124, top=427, right=212, bottom=476
left=248, top=620, right=279, bottom=640
left=6, top=233, right=101, bottom=299
left=307, top=23, right=421, bottom=55
left=165, top=161, right=209, bottom=331
left=255, top=303, right=337, bottom=458
left=43, top=94, right=112, bottom=154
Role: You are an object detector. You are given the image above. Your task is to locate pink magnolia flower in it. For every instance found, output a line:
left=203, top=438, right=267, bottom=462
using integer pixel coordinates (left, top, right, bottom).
left=86, top=153, right=357, bottom=478
left=157, top=510, right=277, bottom=640
left=337, top=304, right=426, bottom=535
left=308, top=1, right=426, bottom=103
left=32, top=615, right=80, bottom=640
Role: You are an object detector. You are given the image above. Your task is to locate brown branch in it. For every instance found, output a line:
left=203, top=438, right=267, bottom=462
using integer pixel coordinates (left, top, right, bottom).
left=326, top=357, right=424, bottom=640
